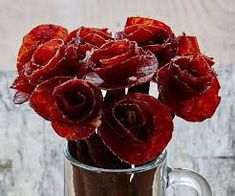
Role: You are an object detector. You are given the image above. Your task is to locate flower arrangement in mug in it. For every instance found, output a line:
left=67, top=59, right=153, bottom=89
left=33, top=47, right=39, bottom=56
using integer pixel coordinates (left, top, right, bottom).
left=11, top=17, right=221, bottom=168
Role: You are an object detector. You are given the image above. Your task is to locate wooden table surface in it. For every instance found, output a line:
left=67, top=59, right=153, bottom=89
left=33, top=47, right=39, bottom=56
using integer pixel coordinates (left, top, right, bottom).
left=0, top=0, right=234, bottom=195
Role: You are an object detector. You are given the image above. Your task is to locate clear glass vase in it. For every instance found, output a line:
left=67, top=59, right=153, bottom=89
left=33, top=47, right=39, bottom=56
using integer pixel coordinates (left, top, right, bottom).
left=64, top=141, right=212, bottom=196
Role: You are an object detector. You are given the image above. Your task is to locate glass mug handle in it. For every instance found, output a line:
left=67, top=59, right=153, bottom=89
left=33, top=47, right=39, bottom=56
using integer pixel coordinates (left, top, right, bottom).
left=167, top=167, right=212, bottom=196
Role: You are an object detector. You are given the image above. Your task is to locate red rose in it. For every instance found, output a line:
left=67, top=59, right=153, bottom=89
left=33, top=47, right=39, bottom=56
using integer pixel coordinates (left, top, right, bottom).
left=157, top=54, right=221, bottom=121
left=11, top=25, right=74, bottom=104
left=98, top=93, right=173, bottom=164
left=29, top=77, right=102, bottom=140
left=84, top=39, right=158, bottom=90
left=116, top=17, right=178, bottom=66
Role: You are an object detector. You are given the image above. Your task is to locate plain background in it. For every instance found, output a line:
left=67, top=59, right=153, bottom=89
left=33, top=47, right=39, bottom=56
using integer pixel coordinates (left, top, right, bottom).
left=0, top=0, right=234, bottom=70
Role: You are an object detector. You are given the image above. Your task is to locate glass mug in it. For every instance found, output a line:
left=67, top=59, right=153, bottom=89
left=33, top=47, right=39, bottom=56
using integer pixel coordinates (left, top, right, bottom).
left=64, top=142, right=212, bottom=196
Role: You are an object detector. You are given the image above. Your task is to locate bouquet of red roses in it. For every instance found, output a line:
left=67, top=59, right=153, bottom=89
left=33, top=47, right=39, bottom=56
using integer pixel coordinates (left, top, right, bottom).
left=11, top=17, right=220, bottom=167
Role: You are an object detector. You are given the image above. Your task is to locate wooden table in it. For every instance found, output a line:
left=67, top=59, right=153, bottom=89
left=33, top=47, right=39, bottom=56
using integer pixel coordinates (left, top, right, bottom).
left=0, top=0, right=234, bottom=195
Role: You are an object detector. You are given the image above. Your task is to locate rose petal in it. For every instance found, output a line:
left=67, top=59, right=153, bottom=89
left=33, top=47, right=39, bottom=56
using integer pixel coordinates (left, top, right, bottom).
left=89, top=39, right=132, bottom=63
left=124, top=26, right=154, bottom=45
left=177, top=33, right=200, bottom=56
left=175, top=77, right=221, bottom=121
left=177, top=33, right=215, bottom=66
left=125, top=17, right=173, bottom=34
left=51, top=121, right=95, bottom=140
left=11, top=71, right=35, bottom=95
left=82, top=33, right=107, bottom=47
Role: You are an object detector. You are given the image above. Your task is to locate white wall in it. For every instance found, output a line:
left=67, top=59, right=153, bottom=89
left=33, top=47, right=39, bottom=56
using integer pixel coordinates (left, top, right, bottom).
left=0, top=0, right=234, bottom=70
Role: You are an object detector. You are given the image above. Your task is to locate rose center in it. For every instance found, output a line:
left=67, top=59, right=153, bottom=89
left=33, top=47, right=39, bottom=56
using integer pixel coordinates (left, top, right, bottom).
left=114, top=103, right=148, bottom=140
left=54, top=87, right=92, bottom=121
left=63, top=91, right=86, bottom=106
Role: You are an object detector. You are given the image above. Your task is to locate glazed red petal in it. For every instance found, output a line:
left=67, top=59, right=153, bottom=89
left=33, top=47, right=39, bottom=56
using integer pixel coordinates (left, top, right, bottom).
left=177, top=34, right=200, bottom=55
left=64, top=44, right=91, bottom=79
left=98, top=122, right=146, bottom=164
left=177, top=34, right=214, bottom=67
left=82, top=33, right=107, bottom=47
left=78, top=27, right=113, bottom=40
left=98, top=93, right=173, bottom=164
left=51, top=121, right=95, bottom=140
left=90, top=40, right=132, bottom=62
left=17, top=24, right=68, bottom=73
left=17, top=47, right=36, bottom=74
left=125, top=17, right=173, bottom=34
left=125, top=25, right=170, bottom=47
left=29, top=77, right=72, bottom=122
left=99, top=47, right=136, bottom=67
left=11, top=71, right=35, bottom=95
left=124, top=26, right=154, bottom=44
left=157, top=65, right=180, bottom=105
left=175, top=77, right=221, bottom=121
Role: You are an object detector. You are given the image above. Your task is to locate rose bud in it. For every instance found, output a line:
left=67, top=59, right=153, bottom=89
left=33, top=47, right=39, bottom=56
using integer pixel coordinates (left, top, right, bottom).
left=98, top=93, right=173, bottom=165
left=177, top=33, right=214, bottom=66
left=157, top=54, right=221, bottom=122
left=84, top=39, right=158, bottom=90
left=29, top=77, right=103, bottom=140
left=116, top=16, right=178, bottom=67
